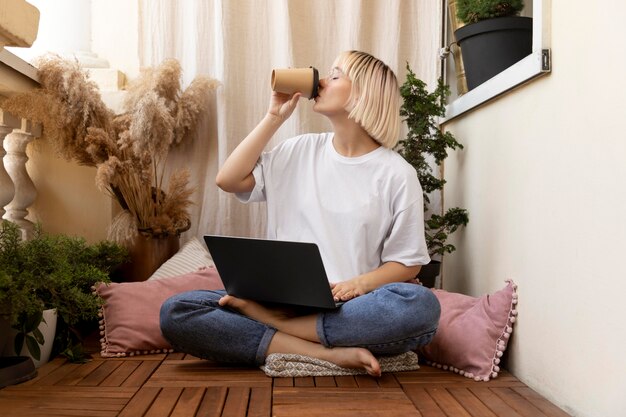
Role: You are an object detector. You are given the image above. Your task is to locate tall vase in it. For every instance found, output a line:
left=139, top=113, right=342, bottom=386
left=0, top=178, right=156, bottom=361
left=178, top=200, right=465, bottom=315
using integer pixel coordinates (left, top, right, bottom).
left=114, top=234, right=180, bottom=282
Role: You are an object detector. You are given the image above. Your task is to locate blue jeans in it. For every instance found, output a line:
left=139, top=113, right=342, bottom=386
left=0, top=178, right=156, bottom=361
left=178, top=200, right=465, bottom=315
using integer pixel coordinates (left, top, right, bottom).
left=159, top=282, right=440, bottom=366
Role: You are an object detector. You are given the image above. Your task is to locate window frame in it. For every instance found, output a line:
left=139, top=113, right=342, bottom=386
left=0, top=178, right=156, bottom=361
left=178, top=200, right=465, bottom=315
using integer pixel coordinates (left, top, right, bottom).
left=441, top=0, right=551, bottom=123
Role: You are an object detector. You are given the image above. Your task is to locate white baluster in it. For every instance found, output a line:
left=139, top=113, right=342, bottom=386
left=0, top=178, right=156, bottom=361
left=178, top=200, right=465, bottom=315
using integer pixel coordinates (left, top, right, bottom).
left=3, top=119, right=41, bottom=240
left=0, top=111, right=22, bottom=220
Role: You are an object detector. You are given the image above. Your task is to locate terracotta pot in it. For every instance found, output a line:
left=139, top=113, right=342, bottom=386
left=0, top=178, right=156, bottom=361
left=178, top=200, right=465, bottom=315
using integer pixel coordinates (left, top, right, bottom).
left=113, top=234, right=180, bottom=282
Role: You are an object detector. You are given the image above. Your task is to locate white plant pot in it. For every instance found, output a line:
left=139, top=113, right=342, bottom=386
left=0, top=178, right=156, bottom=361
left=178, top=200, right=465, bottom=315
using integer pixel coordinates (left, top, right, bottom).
left=2, top=308, right=58, bottom=368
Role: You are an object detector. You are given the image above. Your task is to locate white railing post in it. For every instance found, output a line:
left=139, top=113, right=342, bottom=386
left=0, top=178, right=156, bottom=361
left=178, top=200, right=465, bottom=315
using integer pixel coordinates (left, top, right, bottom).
left=0, top=110, right=22, bottom=221
left=3, top=118, right=41, bottom=239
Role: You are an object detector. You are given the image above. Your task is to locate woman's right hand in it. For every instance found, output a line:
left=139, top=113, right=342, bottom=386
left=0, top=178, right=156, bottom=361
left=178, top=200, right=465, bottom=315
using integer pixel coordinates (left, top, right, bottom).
left=268, top=91, right=301, bottom=121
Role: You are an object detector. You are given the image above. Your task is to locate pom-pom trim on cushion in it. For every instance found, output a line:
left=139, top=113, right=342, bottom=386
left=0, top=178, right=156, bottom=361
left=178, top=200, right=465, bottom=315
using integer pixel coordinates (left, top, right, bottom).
left=97, top=323, right=178, bottom=358
left=422, top=279, right=518, bottom=382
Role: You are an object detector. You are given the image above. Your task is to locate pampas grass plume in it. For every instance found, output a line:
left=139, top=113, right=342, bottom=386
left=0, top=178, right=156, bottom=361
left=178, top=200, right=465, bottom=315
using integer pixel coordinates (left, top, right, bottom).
left=2, top=55, right=218, bottom=243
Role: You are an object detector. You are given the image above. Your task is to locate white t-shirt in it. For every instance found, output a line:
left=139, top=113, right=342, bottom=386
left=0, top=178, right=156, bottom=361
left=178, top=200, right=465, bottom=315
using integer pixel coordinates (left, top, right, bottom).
left=236, top=132, right=430, bottom=283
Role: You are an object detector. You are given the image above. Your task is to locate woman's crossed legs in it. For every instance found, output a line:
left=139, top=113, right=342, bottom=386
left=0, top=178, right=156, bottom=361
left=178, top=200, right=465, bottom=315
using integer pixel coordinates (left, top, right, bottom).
left=160, top=282, right=440, bottom=377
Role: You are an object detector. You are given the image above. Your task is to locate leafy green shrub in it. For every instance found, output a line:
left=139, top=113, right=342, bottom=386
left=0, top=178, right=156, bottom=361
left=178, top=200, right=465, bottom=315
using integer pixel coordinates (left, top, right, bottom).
left=0, top=220, right=128, bottom=361
left=456, top=0, right=524, bottom=24
left=397, top=65, right=469, bottom=257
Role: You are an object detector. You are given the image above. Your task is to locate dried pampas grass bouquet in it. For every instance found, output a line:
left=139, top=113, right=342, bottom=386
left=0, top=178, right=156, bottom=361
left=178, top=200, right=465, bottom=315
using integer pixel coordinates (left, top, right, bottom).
left=3, top=55, right=219, bottom=244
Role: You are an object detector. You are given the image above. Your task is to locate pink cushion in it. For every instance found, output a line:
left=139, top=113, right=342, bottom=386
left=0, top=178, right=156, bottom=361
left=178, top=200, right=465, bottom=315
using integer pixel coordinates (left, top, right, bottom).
left=419, top=280, right=518, bottom=381
left=95, top=267, right=224, bottom=357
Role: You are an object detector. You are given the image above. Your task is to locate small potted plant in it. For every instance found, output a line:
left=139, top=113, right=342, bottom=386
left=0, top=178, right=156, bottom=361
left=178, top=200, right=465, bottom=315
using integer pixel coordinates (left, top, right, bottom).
left=453, top=0, right=532, bottom=90
left=0, top=220, right=128, bottom=369
left=397, top=65, right=469, bottom=288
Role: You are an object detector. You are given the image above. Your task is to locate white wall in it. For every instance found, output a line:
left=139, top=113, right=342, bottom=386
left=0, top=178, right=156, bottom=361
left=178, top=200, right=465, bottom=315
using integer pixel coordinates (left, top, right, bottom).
left=91, top=0, right=140, bottom=80
left=442, top=1, right=626, bottom=416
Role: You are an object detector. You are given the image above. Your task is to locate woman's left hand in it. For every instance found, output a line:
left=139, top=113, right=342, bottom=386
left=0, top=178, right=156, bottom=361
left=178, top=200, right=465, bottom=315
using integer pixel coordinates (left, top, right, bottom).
left=330, top=278, right=367, bottom=301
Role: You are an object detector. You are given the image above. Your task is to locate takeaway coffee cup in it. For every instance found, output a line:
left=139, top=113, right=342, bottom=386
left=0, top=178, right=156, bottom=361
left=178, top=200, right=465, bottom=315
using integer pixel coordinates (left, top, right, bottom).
left=271, top=67, right=319, bottom=99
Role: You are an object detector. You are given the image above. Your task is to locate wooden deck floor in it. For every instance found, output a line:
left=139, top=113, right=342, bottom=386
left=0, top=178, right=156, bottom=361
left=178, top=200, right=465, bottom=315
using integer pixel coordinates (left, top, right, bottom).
left=0, top=349, right=571, bottom=417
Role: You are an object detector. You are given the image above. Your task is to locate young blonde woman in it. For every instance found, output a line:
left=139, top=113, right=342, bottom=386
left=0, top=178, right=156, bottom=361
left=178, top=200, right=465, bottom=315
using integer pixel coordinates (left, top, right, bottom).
left=160, top=51, right=440, bottom=376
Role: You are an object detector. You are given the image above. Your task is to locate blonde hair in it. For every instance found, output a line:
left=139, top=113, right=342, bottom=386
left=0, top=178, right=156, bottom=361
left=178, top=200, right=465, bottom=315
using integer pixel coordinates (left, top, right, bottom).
left=333, top=51, right=401, bottom=148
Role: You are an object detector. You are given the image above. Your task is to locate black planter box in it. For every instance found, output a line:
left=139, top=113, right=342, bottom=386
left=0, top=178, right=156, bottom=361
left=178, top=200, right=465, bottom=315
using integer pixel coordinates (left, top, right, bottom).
left=0, top=356, right=37, bottom=388
left=417, top=261, right=441, bottom=288
left=455, top=16, right=532, bottom=90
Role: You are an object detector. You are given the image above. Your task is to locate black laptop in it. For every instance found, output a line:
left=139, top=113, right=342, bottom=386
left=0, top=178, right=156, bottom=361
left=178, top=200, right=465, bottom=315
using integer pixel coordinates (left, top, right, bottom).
left=203, top=235, right=340, bottom=309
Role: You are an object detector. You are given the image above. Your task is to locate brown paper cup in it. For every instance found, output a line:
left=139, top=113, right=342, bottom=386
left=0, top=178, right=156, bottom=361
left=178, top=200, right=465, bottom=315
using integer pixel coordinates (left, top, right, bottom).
left=271, top=67, right=319, bottom=99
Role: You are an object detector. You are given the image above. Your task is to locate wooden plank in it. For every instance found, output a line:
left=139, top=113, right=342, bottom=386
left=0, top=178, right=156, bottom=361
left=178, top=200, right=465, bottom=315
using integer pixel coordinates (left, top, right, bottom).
left=121, top=360, right=161, bottom=387
left=0, top=408, right=118, bottom=417
left=377, top=373, right=400, bottom=388
left=146, top=361, right=270, bottom=387
left=247, top=386, right=272, bottom=417
left=118, top=386, right=161, bottom=417
left=0, top=385, right=136, bottom=397
left=169, top=387, right=205, bottom=417
left=313, top=376, right=337, bottom=387
left=196, top=386, right=228, bottom=416
left=490, top=387, right=548, bottom=417
left=0, top=386, right=134, bottom=417
left=29, top=362, right=84, bottom=386
left=53, top=360, right=106, bottom=386
left=402, top=385, right=447, bottom=417
left=273, top=377, right=294, bottom=387
left=100, top=360, right=142, bottom=387
left=334, top=375, right=358, bottom=387
left=355, top=375, right=380, bottom=388
left=165, top=352, right=186, bottom=360
left=19, top=357, right=67, bottom=386
left=0, top=396, right=126, bottom=411
left=146, top=379, right=269, bottom=388
left=4, top=410, right=117, bottom=417
left=448, top=387, right=498, bottom=417
left=273, top=387, right=421, bottom=417
left=512, top=387, right=572, bottom=417
left=221, top=386, right=250, bottom=417
left=294, top=377, right=315, bottom=387
left=77, top=360, right=125, bottom=386
left=426, top=387, right=472, bottom=417
left=469, top=387, right=524, bottom=417
left=144, top=387, right=183, bottom=417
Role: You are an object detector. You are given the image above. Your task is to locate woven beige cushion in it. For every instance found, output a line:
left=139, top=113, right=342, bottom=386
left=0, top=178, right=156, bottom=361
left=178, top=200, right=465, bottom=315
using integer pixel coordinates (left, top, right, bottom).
left=261, top=351, right=419, bottom=377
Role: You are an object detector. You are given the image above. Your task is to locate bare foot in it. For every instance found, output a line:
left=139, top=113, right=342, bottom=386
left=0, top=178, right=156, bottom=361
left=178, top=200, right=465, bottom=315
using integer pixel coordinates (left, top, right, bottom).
left=219, top=295, right=290, bottom=326
left=221, top=296, right=321, bottom=343
left=268, top=332, right=382, bottom=377
left=323, top=347, right=382, bottom=377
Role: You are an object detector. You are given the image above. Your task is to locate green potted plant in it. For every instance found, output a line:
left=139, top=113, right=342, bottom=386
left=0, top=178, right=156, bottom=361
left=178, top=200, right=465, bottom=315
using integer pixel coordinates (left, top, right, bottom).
left=0, top=220, right=128, bottom=367
left=453, top=0, right=531, bottom=90
left=397, top=65, right=469, bottom=288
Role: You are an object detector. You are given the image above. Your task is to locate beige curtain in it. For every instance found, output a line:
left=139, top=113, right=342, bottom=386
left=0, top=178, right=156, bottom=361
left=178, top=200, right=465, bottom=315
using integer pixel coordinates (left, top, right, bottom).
left=138, top=0, right=442, bottom=242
